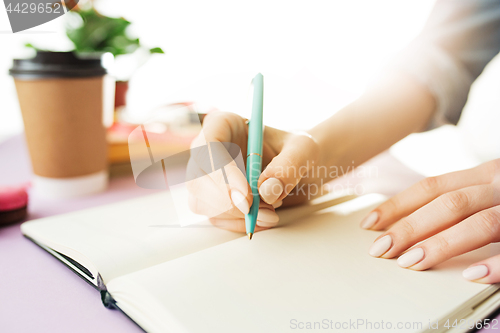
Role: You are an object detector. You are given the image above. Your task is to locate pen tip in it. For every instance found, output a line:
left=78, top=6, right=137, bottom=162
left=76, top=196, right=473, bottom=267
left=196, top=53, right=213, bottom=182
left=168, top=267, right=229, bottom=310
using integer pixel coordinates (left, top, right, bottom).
left=248, top=233, right=253, bottom=240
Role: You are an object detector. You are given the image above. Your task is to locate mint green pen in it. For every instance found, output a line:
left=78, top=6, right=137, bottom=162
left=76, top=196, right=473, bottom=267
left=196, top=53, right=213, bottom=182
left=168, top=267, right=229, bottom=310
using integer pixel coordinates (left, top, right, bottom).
left=245, top=73, right=264, bottom=240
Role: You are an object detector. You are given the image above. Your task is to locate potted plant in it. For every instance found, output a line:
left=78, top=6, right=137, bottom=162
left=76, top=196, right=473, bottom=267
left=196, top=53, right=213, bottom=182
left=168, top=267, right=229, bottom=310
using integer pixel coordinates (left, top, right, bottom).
left=65, top=5, right=164, bottom=108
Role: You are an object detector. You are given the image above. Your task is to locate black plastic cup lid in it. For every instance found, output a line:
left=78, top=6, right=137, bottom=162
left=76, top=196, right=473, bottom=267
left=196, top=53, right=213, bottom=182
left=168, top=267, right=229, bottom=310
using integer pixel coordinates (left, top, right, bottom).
left=9, top=51, right=108, bottom=79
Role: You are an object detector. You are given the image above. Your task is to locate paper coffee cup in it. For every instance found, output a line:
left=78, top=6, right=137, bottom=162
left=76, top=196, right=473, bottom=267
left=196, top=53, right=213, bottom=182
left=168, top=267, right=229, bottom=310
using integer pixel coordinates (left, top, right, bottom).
left=10, top=51, right=115, bottom=198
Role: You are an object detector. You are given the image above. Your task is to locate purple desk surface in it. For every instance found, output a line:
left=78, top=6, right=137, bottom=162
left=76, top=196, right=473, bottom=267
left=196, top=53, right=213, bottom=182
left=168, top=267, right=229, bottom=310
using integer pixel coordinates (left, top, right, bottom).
left=0, top=134, right=496, bottom=332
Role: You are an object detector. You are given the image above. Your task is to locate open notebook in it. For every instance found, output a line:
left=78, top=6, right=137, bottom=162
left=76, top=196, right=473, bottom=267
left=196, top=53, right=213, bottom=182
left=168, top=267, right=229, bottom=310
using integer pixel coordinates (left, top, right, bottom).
left=21, top=191, right=500, bottom=333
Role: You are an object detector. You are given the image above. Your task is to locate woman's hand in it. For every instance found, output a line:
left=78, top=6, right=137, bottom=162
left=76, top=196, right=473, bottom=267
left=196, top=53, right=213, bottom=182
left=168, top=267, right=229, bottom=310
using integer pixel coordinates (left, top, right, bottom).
left=187, top=111, right=320, bottom=232
left=361, top=159, right=500, bottom=283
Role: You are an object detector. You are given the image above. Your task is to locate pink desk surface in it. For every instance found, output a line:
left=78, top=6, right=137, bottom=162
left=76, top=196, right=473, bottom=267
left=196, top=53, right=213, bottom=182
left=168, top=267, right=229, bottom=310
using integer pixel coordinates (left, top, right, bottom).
left=0, top=134, right=497, bottom=333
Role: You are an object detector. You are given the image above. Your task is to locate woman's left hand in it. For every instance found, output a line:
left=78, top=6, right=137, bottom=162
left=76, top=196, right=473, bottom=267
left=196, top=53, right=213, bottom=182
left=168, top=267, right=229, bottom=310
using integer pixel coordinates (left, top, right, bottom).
left=360, top=159, right=500, bottom=283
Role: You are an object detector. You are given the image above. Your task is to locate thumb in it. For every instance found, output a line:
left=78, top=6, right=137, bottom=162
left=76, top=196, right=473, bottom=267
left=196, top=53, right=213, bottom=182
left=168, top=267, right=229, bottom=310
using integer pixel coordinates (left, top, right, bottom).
left=258, top=132, right=319, bottom=204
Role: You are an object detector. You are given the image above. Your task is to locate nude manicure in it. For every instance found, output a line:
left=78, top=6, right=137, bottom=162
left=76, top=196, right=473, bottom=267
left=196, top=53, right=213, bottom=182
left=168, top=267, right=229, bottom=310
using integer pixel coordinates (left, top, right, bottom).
left=272, top=200, right=283, bottom=208
left=369, top=235, right=392, bottom=257
left=463, top=265, right=489, bottom=281
left=256, top=208, right=279, bottom=224
left=360, top=212, right=379, bottom=229
left=256, top=220, right=279, bottom=228
left=259, top=178, right=283, bottom=204
left=397, top=248, right=425, bottom=268
left=230, top=190, right=249, bottom=215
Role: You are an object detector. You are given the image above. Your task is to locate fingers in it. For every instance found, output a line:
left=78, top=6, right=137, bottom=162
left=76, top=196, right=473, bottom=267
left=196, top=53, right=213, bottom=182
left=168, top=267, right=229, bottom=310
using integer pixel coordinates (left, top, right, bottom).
left=194, top=111, right=246, bottom=145
left=209, top=218, right=270, bottom=233
left=259, top=178, right=283, bottom=204
left=188, top=192, right=242, bottom=219
left=371, top=184, right=499, bottom=259
left=392, top=205, right=500, bottom=271
left=258, top=132, right=319, bottom=204
left=361, top=161, right=499, bottom=231
left=365, top=160, right=500, bottom=279
left=206, top=142, right=252, bottom=214
left=224, top=160, right=252, bottom=214
left=272, top=200, right=283, bottom=209
left=463, top=254, right=500, bottom=283
left=230, top=190, right=250, bottom=215
left=255, top=204, right=280, bottom=228
left=188, top=112, right=253, bottom=215
left=209, top=201, right=279, bottom=232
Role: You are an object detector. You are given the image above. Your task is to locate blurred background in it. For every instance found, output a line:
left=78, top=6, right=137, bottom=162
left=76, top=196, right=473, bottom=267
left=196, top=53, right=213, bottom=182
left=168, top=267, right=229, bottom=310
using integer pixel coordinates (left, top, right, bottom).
left=1, top=0, right=499, bottom=176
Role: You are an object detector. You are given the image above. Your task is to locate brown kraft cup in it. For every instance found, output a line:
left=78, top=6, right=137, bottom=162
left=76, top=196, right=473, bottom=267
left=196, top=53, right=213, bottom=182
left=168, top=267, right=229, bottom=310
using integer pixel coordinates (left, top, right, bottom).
left=10, top=51, right=114, bottom=198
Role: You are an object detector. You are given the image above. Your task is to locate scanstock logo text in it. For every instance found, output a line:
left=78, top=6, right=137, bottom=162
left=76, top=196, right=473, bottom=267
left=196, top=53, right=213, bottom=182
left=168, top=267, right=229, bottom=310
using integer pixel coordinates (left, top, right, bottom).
left=3, top=0, right=79, bottom=33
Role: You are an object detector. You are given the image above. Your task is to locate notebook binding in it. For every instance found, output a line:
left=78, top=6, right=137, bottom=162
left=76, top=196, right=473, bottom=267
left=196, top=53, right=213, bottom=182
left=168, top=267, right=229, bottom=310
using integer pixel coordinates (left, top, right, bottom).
left=97, top=274, right=116, bottom=309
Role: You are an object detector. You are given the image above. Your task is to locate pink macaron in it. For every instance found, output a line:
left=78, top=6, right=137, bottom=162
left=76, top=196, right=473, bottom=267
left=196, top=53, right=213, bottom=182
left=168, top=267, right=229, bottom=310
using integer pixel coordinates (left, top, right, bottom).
left=0, top=185, right=28, bottom=225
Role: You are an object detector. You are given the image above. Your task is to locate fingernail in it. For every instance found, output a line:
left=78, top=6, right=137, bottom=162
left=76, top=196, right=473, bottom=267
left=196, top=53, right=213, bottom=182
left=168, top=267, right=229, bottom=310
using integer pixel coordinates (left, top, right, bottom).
left=463, top=265, right=489, bottom=281
left=369, top=235, right=392, bottom=257
left=397, top=248, right=425, bottom=268
left=259, top=178, right=283, bottom=204
left=230, top=190, right=249, bottom=215
left=272, top=200, right=283, bottom=208
left=256, top=220, right=278, bottom=228
left=257, top=208, right=279, bottom=223
left=360, top=212, right=379, bottom=229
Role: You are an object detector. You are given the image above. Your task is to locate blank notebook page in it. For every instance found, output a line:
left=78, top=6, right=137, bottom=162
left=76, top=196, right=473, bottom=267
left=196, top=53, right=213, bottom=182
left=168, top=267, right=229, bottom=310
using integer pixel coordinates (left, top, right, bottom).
left=21, top=190, right=240, bottom=283
left=107, top=195, right=497, bottom=333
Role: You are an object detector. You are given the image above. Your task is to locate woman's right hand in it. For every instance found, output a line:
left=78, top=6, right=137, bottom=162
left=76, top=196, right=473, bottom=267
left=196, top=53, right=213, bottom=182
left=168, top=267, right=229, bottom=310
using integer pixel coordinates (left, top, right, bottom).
left=186, top=111, right=321, bottom=232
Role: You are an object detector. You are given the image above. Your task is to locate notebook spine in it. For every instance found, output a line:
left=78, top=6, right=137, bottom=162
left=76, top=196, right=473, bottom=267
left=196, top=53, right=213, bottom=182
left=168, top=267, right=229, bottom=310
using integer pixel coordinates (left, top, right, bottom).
left=100, top=289, right=117, bottom=309
left=97, top=274, right=117, bottom=309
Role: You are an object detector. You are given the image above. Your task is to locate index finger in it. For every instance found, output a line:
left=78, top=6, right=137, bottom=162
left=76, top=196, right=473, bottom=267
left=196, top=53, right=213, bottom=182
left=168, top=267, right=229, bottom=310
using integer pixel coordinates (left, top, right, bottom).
left=361, top=160, right=500, bottom=231
left=188, top=112, right=253, bottom=214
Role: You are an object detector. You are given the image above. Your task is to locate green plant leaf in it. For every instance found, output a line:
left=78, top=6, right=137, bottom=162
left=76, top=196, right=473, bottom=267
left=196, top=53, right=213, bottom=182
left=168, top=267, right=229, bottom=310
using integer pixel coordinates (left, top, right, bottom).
left=149, top=47, right=165, bottom=54
left=66, top=7, right=142, bottom=56
left=65, top=7, right=165, bottom=59
left=24, top=43, right=47, bottom=51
